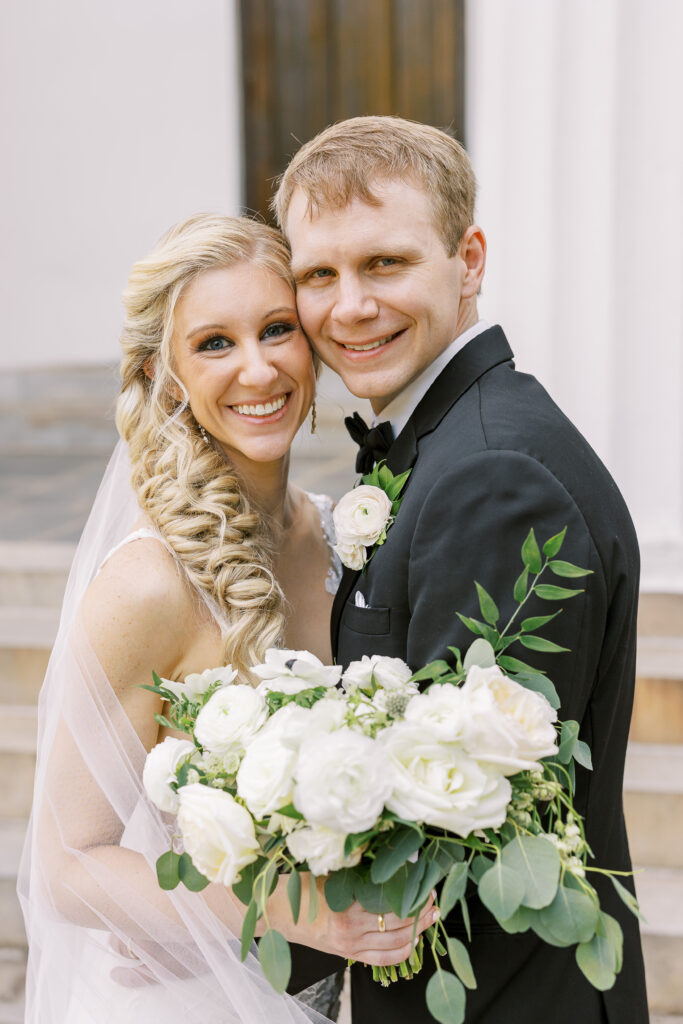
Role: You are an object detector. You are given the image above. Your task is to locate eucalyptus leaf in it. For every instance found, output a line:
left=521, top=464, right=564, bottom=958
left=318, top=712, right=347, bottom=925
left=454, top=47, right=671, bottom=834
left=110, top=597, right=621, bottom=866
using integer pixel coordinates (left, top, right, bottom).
left=573, top=739, right=593, bottom=770
left=597, top=911, right=624, bottom=973
left=156, top=850, right=180, bottom=891
left=232, top=857, right=266, bottom=907
left=530, top=910, right=575, bottom=947
left=400, top=856, right=427, bottom=919
left=463, top=638, right=496, bottom=671
left=511, top=671, right=560, bottom=710
left=408, top=858, right=446, bottom=916
left=535, top=584, right=584, bottom=601
left=287, top=870, right=301, bottom=925
left=538, top=884, right=599, bottom=945
left=307, top=874, right=319, bottom=923
left=519, top=634, right=570, bottom=654
left=501, top=835, right=560, bottom=909
left=548, top=560, right=592, bottom=578
left=575, top=932, right=617, bottom=990
left=324, top=869, right=356, bottom=912
left=344, top=828, right=376, bottom=857
left=440, top=862, right=469, bottom=919
left=447, top=937, right=477, bottom=990
left=178, top=852, right=210, bottom=892
left=498, top=904, right=533, bottom=933
left=469, top=855, right=492, bottom=884
left=240, top=900, right=258, bottom=961
left=558, top=720, right=580, bottom=764
left=478, top=859, right=525, bottom=921
left=542, top=527, right=567, bottom=558
left=371, top=828, right=424, bottom=883
left=475, top=581, right=499, bottom=625
left=354, top=876, right=392, bottom=914
left=609, top=876, right=645, bottom=921
left=425, top=970, right=466, bottom=1024
left=384, top=864, right=410, bottom=918
left=258, top=929, right=291, bottom=994
left=513, top=566, right=529, bottom=603
left=521, top=528, right=542, bottom=574
left=459, top=897, right=471, bottom=942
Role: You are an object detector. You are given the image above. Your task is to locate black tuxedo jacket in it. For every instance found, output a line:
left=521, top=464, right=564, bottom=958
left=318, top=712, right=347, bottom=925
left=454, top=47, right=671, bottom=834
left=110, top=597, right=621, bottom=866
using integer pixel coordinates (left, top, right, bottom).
left=330, top=327, right=648, bottom=1023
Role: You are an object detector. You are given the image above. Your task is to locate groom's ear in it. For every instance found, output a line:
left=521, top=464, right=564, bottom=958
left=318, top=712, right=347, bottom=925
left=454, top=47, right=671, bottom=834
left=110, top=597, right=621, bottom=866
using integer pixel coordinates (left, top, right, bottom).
left=458, top=226, right=487, bottom=298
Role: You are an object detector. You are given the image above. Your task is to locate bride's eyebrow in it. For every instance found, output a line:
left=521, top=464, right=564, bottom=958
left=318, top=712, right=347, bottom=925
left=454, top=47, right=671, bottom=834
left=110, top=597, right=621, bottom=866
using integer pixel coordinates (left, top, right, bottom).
left=187, top=323, right=226, bottom=339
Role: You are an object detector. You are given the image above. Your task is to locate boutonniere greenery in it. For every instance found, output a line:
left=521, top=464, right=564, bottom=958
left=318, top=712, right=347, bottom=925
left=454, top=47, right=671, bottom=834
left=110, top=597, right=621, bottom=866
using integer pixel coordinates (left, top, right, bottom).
left=333, top=461, right=411, bottom=571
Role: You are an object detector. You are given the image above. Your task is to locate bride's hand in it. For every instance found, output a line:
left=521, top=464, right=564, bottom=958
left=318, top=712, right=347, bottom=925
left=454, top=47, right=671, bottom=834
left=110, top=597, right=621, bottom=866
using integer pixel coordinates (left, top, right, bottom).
left=265, top=875, right=438, bottom=967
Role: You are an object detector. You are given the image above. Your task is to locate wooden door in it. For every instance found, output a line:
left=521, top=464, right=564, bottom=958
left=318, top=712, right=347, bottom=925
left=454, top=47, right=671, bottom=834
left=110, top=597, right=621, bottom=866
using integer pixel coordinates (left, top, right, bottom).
left=240, top=0, right=466, bottom=220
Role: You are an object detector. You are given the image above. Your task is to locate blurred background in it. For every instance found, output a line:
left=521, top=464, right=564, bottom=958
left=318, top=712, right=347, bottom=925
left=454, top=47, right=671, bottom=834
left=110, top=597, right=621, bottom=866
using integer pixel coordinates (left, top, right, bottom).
left=1, top=2, right=682, bottom=1021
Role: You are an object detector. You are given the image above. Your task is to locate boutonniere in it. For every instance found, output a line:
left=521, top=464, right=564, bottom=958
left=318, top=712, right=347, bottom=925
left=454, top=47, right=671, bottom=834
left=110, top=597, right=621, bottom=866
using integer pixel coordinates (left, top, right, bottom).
left=333, top=462, right=411, bottom=571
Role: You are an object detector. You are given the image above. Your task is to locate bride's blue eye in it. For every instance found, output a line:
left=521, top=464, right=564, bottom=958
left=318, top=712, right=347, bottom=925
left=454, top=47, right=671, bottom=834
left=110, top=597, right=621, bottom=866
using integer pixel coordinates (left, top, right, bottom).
left=198, top=335, right=232, bottom=352
left=261, top=321, right=297, bottom=340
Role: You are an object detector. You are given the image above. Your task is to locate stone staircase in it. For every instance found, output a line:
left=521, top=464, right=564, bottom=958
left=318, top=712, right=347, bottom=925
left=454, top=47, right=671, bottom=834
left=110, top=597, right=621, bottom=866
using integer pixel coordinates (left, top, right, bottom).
left=1, top=550, right=681, bottom=1021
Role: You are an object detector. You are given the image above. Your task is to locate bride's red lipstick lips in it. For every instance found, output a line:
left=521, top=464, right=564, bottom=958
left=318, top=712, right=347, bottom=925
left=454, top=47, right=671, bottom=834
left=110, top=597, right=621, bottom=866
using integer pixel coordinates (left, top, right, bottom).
left=334, top=329, right=406, bottom=360
left=227, top=392, right=292, bottom=422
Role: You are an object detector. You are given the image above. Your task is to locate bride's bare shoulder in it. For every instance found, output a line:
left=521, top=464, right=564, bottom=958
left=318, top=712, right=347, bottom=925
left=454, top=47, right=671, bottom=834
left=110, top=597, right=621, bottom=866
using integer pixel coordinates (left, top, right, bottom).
left=81, top=535, right=192, bottom=684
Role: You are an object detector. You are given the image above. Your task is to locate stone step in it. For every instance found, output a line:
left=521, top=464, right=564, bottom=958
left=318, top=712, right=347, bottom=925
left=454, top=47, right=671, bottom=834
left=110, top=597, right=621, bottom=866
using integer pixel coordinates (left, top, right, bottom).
left=0, top=543, right=74, bottom=608
left=0, top=821, right=28, bottom=949
left=637, top=867, right=683, bottom=1015
left=624, top=743, right=683, bottom=868
left=0, top=708, right=37, bottom=822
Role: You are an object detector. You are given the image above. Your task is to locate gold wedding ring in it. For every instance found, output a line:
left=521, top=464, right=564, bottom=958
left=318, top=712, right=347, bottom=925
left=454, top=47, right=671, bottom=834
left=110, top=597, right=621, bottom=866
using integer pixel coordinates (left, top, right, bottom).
left=377, top=914, right=386, bottom=933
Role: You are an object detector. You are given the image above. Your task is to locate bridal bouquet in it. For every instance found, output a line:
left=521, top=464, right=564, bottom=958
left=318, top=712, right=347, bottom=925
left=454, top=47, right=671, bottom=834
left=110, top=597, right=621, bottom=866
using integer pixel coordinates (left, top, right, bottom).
left=143, top=527, right=641, bottom=1024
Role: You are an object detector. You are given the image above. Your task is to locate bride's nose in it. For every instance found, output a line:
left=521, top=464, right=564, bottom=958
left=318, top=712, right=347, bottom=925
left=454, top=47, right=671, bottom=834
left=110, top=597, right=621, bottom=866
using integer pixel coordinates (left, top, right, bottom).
left=237, top=345, right=279, bottom=389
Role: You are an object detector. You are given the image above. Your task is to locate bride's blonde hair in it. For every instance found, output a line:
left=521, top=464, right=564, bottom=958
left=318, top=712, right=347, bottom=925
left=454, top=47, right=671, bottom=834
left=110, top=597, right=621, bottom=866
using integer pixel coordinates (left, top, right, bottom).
left=116, top=213, right=295, bottom=677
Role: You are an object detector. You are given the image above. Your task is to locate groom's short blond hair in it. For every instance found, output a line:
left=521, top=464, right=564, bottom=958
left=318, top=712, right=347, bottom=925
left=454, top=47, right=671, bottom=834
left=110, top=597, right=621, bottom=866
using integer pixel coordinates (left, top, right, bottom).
left=272, top=115, right=476, bottom=256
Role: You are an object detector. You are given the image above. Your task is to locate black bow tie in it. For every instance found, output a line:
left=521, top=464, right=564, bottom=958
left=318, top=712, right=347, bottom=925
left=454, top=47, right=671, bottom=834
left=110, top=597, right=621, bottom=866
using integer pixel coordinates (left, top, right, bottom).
left=344, top=412, right=394, bottom=474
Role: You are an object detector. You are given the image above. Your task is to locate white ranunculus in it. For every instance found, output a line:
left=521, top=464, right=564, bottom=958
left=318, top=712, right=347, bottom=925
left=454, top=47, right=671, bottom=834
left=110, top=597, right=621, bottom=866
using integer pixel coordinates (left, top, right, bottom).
left=177, top=784, right=260, bottom=887
left=286, top=824, right=362, bottom=876
left=194, top=684, right=267, bottom=756
left=236, top=732, right=298, bottom=819
left=160, top=666, right=237, bottom=703
left=403, top=684, right=468, bottom=741
left=334, top=538, right=368, bottom=571
left=378, top=723, right=511, bottom=837
left=460, top=665, right=558, bottom=774
left=343, top=654, right=414, bottom=694
left=143, top=736, right=196, bottom=813
left=295, top=728, right=393, bottom=833
left=252, top=648, right=342, bottom=695
left=333, top=485, right=393, bottom=547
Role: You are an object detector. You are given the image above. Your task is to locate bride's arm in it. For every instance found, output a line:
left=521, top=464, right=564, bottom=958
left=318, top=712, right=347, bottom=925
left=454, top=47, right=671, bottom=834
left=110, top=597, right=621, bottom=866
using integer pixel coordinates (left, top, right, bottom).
left=40, top=539, right=434, bottom=965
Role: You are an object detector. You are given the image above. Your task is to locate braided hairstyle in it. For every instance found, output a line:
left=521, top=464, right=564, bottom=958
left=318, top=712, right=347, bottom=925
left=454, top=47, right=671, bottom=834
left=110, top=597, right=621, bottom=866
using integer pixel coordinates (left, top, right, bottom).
left=116, top=214, right=296, bottom=677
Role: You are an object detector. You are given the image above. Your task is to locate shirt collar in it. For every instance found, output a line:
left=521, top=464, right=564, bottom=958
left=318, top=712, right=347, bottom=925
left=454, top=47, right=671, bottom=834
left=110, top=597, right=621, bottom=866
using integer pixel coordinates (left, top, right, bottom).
left=373, top=319, right=490, bottom=438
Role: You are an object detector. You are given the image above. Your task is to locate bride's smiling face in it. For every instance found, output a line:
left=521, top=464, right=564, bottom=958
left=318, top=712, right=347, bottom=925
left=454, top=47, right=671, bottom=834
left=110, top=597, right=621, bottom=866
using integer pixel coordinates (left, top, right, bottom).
left=171, top=262, right=315, bottom=467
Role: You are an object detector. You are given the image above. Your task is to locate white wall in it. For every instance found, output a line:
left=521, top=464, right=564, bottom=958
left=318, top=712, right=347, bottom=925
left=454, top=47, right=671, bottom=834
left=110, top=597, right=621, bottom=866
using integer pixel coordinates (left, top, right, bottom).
left=467, top=0, right=683, bottom=592
left=0, top=0, right=242, bottom=370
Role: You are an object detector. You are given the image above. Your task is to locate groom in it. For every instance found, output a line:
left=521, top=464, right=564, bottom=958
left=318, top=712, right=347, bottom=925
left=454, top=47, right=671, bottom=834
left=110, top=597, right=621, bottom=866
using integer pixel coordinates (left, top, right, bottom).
left=275, top=116, right=648, bottom=1023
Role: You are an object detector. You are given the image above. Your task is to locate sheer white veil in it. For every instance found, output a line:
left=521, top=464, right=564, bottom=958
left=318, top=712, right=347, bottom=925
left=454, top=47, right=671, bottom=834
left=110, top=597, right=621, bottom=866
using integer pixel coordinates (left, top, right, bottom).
left=17, top=439, right=333, bottom=1024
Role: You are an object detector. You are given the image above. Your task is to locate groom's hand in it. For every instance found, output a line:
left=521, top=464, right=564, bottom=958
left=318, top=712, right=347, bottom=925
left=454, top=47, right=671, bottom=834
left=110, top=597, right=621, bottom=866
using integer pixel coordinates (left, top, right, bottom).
left=273, top=876, right=438, bottom=967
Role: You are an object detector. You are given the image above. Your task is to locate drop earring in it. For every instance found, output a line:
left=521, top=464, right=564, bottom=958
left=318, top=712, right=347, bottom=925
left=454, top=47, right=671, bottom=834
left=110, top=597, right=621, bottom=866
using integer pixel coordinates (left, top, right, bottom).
left=198, top=422, right=209, bottom=443
left=310, top=400, right=317, bottom=435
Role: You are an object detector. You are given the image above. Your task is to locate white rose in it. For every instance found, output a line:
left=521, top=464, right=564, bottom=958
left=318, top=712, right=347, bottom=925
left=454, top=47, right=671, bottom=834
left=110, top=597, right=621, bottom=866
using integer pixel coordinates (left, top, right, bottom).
left=295, top=728, right=393, bottom=833
left=378, top=722, right=511, bottom=837
left=160, top=665, right=237, bottom=702
left=403, top=684, right=468, bottom=741
left=236, top=732, right=298, bottom=818
left=343, top=654, right=414, bottom=694
left=194, top=685, right=267, bottom=756
left=460, top=665, right=558, bottom=774
left=286, top=824, right=362, bottom=876
left=252, top=648, right=342, bottom=695
left=334, top=538, right=367, bottom=571
left=333, top=485, right=393, bottom=547
left=177, top=783, right=259, bottom=887
left=143, top=736, right=196, bottom=813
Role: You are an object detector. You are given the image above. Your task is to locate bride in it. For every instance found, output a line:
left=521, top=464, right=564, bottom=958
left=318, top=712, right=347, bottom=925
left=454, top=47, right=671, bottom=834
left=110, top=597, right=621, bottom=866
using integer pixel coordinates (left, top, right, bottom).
left=17, top=214, right=435, bottom=1023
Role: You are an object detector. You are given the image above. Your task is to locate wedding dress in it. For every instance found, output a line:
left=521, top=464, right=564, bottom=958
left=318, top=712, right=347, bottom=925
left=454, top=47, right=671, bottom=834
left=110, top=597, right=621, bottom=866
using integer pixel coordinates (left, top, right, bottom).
left=17, top=440, right=341, bottom=1024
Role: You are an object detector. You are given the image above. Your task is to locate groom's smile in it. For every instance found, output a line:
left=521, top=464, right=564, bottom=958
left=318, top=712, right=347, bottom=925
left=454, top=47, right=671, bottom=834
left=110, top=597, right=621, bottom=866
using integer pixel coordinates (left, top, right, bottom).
left=287, top=178, right=478, bottom=413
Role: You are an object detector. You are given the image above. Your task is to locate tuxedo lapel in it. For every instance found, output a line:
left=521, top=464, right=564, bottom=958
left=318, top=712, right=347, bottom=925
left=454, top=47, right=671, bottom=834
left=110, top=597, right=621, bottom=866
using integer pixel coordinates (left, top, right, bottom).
left=330, top=326, right=514, bottom=658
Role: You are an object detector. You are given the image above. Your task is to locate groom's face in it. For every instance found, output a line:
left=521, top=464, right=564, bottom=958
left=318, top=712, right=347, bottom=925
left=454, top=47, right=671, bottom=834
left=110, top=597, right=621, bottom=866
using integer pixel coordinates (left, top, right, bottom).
left=287, top=178, right=466, bottom=413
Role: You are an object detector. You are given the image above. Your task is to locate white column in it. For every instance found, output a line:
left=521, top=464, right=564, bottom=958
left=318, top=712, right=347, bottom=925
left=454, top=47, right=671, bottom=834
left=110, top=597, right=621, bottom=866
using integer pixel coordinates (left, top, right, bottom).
left=467, top=0, right=683, bottom=592
left=0, top=0, right=242, bottom=370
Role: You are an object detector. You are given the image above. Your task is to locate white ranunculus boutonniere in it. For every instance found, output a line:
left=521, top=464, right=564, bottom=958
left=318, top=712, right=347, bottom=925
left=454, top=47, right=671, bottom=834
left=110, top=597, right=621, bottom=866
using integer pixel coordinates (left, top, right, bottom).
left=333, top=461, right=411, bottom=571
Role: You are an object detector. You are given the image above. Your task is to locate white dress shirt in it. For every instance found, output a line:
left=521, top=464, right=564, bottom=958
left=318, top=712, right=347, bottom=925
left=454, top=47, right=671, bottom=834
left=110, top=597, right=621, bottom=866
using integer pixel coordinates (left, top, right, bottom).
left=373, top=320, right=490, bottom=439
